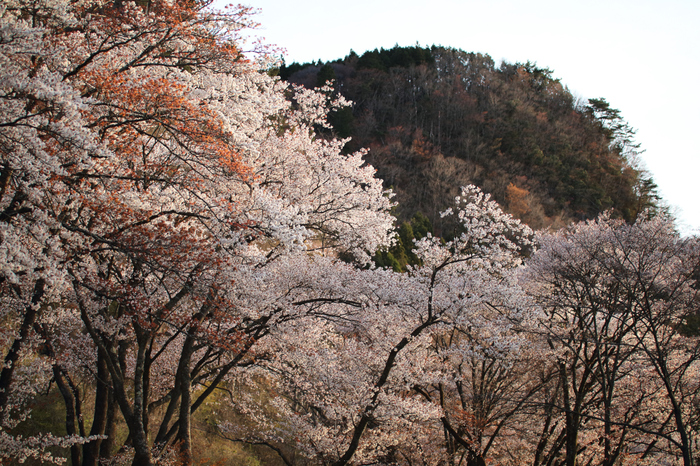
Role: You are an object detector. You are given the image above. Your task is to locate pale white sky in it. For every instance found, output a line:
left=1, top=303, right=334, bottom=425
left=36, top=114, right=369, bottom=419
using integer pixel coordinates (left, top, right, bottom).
left=229, top=0, right=700, bottom=235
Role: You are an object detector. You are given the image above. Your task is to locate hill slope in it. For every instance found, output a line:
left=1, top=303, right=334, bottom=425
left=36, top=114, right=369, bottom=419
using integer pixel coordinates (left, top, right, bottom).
left=281, top=46, right=660, bottom=233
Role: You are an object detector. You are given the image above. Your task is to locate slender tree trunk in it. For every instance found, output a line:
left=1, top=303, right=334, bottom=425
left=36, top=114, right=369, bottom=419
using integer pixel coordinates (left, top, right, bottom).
left=175, top=332, right=197, bottom=466
left=659, top=358, right=693, bottom=466
left=83, top=349, right=110, bottom=466
left=559, top=361, right=577, bottom=466
left=54, top=366, right=81, bottom=466
left=602, top=397, right=613, bottom=466
left=99, top=339, right=124, bottom=461
left=99, top=383, right=117, bottom=460
left=130, top=330, right=153, bottom=466
left=154, top=384, right=181, bottom=446
left=639, top=319, right=696, bottom=466
left=332, top=318, right=436, bottom=466
left=0, top=279, right=45, bottom=410
left=533, top=378, right=562, bottom=466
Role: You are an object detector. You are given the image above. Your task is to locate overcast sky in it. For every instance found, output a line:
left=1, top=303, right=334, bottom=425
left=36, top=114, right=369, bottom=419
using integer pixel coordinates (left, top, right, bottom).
left=227, top=0, right=700, bottom=235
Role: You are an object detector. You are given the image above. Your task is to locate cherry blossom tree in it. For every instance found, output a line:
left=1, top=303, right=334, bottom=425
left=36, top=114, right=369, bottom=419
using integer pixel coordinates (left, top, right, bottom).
left=1, top=0, right=393, bottom=464
left=1, top=0, right=109, bottom=461
left=219, top=186, right=536, bottom=466
left=524, top=214, right=700, bottom=466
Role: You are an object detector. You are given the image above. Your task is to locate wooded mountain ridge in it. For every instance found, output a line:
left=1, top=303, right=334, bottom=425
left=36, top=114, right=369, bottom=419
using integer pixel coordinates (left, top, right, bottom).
left=281, top=45, right=661, bottom=233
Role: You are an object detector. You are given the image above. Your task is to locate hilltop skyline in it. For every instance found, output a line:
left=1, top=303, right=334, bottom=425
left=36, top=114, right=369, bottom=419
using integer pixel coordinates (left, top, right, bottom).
left=235, top=0, right=700, bottom=234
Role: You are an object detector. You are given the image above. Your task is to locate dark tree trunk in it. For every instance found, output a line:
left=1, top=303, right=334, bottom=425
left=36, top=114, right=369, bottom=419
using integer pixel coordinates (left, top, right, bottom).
left=175, top=332, right=197, bottom=466
left=54, top=366, right=81, bottom=466
left=129, top=330, right=153, bottom=466
left=83, top=349, right=110, bottom=466
left=332, top=318, right=436, bottom=466
left=0, top=279, right=45, bottom=410
left=99, top=384, right=117, bottom=460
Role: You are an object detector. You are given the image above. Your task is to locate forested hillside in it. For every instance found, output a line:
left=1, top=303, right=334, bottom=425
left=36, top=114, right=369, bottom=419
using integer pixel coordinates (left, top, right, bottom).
left=281, top=46, right=661, bottom=232
left=2, top=3, right=698, bottom=466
